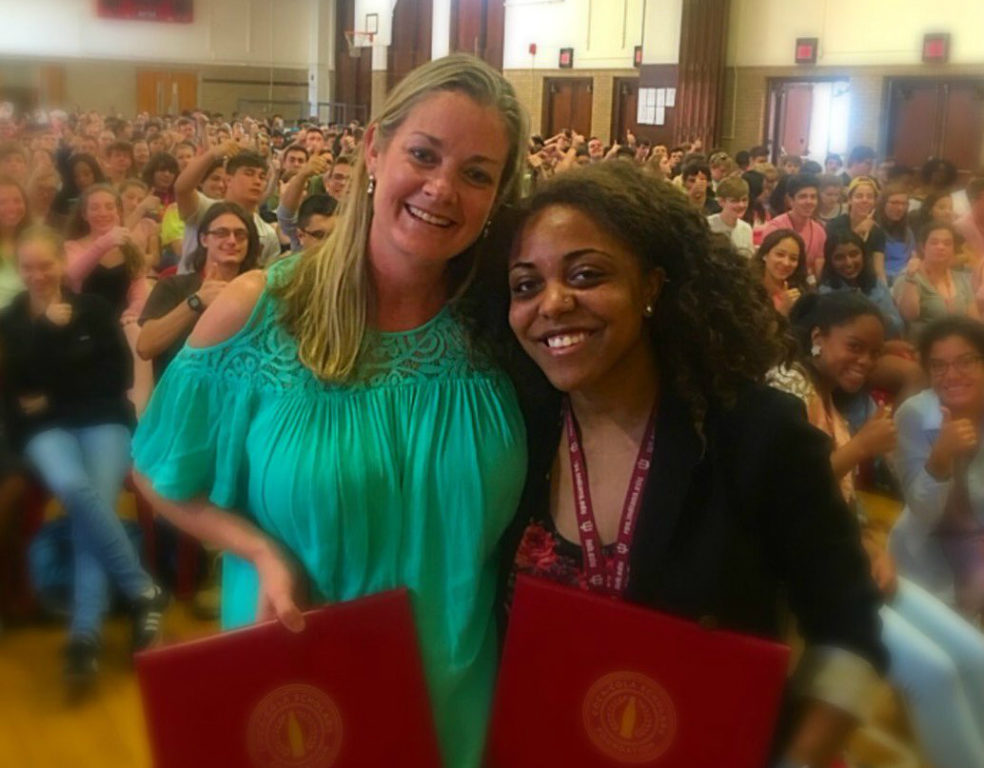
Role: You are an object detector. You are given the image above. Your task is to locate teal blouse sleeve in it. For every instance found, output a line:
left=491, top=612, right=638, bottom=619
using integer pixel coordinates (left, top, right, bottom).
left=131, top=284, right=276, bottom=511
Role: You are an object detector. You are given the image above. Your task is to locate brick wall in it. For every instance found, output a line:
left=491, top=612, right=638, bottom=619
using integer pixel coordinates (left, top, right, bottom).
left=721, top=63, right=984, bottom=157
left=503, top=68, right=640, bottom=144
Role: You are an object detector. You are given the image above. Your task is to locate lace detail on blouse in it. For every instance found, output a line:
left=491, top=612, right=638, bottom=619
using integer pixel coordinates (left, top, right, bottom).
left=175, top=256, right=495, bottom=394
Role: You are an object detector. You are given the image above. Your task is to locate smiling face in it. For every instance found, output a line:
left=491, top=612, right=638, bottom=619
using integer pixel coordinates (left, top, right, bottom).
left=813, top=314, right=884, bottom=394
left=788, top=186, right=818, bottom=220
left=364, top=90, right=509, bottom=272
left=17, top=235, right=64, bottom=303
left=763, top=236, right=801, bottom=284
left=83, top=189, right=120, bottom=235
left=0, top=184, right=27, bottom=232
left=199, top=212, right=250, bottom=270
left=849, top=182, right=877, bottom=217
left=201, top=167, right=228, bottom=199
left=830, top=241, right=864, bottom=282
left=721, top=195, right=748, bottom=220
left=928, top=335, right=984, bottom=414
left=508, top=205, right=660, bottom=395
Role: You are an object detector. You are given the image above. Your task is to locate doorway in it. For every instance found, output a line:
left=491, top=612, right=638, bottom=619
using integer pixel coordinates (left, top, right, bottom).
left=886, top=79, right=984, bottom=174
left=542, top=78, right=593, bottom=139
left=136, top=71, right=197, bottom=115
left=611, top=77, right=639, bottom=145
left=767, top=78, right=850, bottom=163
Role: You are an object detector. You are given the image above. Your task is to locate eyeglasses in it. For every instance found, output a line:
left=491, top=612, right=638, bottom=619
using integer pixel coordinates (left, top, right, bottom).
left=205, top=227, right=249, bottom=242
left=300, top=228, right=328, bottom=241
left=928, top=354, right=984, bottom=377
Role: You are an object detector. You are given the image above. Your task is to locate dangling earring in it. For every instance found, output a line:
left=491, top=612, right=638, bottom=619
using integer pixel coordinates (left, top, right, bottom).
left=643, top=302, right=655, bottom=318
left=367, top=174, right=376, bottom=196
left=811, top=343, right=822, bottom=357
left=482, top=219, right=491, bottom=239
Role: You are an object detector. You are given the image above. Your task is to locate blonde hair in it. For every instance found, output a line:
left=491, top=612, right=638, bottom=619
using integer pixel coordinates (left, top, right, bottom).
left=275, top=54, right=530, bottom=381
left=16, top=225, right=66, bottom=261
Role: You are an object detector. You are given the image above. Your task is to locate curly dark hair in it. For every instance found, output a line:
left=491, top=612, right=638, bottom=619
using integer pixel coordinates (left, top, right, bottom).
left=141, top=151, right=180, bottom=192
left=463, top=162, right=786, bottom=429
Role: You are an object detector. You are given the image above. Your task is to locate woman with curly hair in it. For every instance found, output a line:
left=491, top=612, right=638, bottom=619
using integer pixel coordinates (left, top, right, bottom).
left=496, top=162, right=885, bottom=767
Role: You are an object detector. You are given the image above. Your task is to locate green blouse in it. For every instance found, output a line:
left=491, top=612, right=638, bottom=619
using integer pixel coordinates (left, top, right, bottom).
left=133, top=255, right=527, bottom=767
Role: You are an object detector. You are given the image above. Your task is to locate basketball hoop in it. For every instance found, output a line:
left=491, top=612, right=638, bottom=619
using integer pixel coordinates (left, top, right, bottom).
left=345, top=30, right=375, bottom=58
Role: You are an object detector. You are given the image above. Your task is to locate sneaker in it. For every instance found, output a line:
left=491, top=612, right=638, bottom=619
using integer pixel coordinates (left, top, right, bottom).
left=131, top=585, right=169, bottom=652
left=64, top=635, right=100, bottom=696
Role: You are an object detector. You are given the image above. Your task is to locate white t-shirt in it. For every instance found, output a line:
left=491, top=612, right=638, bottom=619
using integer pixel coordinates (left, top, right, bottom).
left=178, top=191, right=281, bottom=273
left=707, top=213, right=754, bottom=258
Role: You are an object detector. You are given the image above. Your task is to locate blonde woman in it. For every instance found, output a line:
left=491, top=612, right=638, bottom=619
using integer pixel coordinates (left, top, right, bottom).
left=132, top=55, right=529, bottom=768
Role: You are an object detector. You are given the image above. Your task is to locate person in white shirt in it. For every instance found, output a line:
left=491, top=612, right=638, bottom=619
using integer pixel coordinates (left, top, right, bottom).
left=707, top=176, right=754, bottom=258
left=173, top=142, right=280, bottom=273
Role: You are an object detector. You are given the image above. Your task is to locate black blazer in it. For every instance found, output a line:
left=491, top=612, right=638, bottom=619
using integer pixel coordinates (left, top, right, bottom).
left=0, top=290, right=134, bottom=449
left=503, top=381, right=887, bottom=673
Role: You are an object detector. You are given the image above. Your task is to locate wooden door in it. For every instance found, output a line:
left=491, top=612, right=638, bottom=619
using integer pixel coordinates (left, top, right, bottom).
left=886, top=78, right=984, bottom=173
left=450, top=0, right=504, bottom=70
left=387, top=0, right=432, bottom=92
left=778, top=84, right=812, bottom=158
left=543, top=78, right=593, bottom=139
left=170, top=72, right=198, bottom=113
left=38, top=65, right=66, bottom=106
left=887, top=81, right=942, bottom=168
left=941, top=82, right=984, bottom=174
left=611, top=77, right=639, bottom=145
left=137, top=70, right=197, bottom=115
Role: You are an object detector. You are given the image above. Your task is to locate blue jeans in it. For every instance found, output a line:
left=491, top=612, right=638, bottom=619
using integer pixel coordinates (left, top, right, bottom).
left=883, top=578, right=984, bottom=768
left=25, top=424, right=152, bottom=639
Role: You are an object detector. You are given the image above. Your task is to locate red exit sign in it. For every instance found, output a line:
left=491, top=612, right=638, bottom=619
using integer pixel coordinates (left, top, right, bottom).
left=923, top=33, right=950, bottom=63
left=97, top=0, right=194, bottom=23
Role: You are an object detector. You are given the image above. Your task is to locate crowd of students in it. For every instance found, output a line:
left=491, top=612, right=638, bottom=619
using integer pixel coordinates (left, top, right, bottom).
left=0, top=54, right=982, bottom=767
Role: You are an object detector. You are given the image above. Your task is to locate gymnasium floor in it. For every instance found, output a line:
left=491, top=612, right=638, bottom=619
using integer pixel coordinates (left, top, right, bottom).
left=0, top=603, right=217, bottom=768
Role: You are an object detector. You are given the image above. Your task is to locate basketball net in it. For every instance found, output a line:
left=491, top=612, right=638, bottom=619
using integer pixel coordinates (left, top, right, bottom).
left=344, top=30, right=375, bottom=58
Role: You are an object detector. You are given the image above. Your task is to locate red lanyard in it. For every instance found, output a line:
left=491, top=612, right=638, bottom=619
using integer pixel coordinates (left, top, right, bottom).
left=564, top=398, right=658, bottom=597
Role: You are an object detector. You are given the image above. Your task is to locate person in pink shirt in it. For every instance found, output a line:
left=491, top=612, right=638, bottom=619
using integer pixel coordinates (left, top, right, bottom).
left=762, top=174, right=827, bottom=281
left=64, top=184, right=149, bottom=322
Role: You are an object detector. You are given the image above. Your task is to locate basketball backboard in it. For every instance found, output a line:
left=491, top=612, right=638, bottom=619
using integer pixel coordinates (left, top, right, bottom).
left=353, top=0, right=397, bottom=47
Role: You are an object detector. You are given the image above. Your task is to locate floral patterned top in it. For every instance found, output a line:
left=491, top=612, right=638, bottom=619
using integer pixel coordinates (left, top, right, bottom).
left=507, top=510, right=619, bottom=609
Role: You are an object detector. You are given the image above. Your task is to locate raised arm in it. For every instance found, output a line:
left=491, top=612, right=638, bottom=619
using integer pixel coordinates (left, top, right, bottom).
left=175, top=139, right=239, bottom=220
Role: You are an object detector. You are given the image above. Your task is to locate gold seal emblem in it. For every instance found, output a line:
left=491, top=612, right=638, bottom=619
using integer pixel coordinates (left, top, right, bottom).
left=582, top=671, right=677, bottom=764
left=247, top=683, right=343, bottom=768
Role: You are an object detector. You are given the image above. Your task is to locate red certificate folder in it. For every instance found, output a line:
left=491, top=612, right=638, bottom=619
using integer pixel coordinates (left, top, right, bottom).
left=488, top=575, right=790, bottom=768
left=136, top=589, right=443, bottom=768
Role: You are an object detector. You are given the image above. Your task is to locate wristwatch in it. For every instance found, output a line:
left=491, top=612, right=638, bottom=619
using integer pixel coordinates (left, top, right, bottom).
left=186, top=293, right=205, bottom=313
